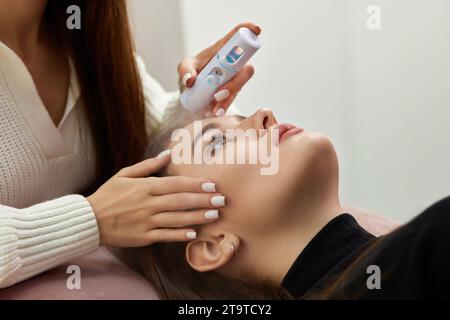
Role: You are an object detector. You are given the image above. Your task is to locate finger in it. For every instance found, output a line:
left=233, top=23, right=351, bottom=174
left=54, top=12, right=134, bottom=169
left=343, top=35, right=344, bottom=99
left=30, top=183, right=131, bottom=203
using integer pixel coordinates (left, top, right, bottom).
left=151, top=193, right=226, bottom=212
left=152, top=209, right=220, bottom=228
left=148, top=176, right=217, bottom=195
left=212, top=93, right=237, bottom=118
left=210, top=65, right=254, bottom=117
left=178, top=58, right=198, bottom=88
left=210, top=93, right=237, bottom=117
left=196, top=22, right=262, bottom=70
left=147, top=229, right=198, bottom=243
left=217, top=64, right=254, bottom=100
left=116, top=150, right=171, bottom=178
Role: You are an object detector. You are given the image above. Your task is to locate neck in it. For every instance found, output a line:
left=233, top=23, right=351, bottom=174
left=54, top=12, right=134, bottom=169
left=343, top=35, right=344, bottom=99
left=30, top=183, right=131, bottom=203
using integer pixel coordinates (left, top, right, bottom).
left=242, top=189, right=343, bottom=286
left=0, top=0, right=48, bottom=54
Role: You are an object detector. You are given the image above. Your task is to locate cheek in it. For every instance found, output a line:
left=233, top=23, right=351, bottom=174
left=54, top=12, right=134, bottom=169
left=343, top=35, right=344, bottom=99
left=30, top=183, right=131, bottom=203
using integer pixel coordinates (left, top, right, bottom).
left=172, top=161, right=269, bottom=227
left=209, top=164, right=260, bottom=195
left=171, top=162, right=257, bottom=192
left=218, top=165, right=283, bottom=234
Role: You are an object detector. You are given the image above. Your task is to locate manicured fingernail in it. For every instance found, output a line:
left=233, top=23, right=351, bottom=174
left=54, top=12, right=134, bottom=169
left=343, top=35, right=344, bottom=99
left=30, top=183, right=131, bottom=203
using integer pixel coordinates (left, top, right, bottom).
left=202, top=182, right=216, bottom=192
left=214, top=89, right=230, bottom=102
left=215, top=108, right=225, bottom=117
left=182, top=73, right=192, bottom=86
left=186, top=231, right=197, bottom=239
left=205, top=210, right=219, bottom=220
left=204, top=111, right=212, bottom=118
left=211, top=195, right=226, bottom=207
left=157, top=149, right=171, bottom=159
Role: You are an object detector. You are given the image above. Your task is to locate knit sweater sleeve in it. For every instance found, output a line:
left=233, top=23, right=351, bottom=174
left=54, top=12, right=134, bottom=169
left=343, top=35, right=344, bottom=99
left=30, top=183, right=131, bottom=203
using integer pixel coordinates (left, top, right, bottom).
left=0, top=195, right=99, bottom=289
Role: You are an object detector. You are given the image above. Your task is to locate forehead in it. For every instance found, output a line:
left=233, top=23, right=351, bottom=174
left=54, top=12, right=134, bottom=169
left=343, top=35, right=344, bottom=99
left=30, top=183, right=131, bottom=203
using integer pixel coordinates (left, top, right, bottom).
left=183, top=115, right=243, bottom=134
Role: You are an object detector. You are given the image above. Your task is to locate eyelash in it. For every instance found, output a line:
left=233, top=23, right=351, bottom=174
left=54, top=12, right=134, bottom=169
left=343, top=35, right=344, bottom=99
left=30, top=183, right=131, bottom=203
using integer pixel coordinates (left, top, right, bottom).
left=207, top=134, right=228, bottom=154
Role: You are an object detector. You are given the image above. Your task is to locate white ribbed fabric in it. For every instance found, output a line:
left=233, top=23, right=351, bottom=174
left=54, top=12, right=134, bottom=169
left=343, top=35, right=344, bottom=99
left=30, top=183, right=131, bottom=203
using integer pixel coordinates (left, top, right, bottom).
left=0, top=195, right=99, bottom=288
left=0, top=39, right=179, bottom=289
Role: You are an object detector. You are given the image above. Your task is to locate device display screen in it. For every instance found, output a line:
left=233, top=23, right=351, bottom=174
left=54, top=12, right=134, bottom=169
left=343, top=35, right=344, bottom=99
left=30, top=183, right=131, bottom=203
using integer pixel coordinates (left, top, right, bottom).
left=226, top=46, right=245, bottom=64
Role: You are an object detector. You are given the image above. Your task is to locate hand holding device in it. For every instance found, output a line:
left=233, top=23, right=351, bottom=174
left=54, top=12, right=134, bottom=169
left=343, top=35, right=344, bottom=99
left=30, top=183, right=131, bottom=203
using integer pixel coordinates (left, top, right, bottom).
left=180, top=27, right=262, bottom=113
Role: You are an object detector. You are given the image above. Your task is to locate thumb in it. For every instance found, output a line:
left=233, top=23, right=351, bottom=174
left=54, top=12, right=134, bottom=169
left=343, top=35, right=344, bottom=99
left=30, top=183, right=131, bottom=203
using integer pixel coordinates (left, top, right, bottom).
left=178, top=58, right=198, bottom=88
left=116, top=150, right=171, bottom=178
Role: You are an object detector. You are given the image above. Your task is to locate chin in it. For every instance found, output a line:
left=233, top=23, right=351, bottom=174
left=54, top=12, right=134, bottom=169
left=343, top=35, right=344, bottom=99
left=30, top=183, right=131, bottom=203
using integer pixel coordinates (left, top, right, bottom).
left=282, top=131, right=335, bottom=160
left=307, top=132, right=336, bottom=155
left=279, top=131, right=338, bottom=190
left=305, top=132, right=339, bottom=184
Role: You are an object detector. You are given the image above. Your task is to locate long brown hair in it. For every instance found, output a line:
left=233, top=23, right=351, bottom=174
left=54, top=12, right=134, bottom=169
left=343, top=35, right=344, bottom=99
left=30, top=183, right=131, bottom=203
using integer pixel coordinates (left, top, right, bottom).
left=119, top=242, right=292, bottom=300
left=45, top=0, right=156, bottom=187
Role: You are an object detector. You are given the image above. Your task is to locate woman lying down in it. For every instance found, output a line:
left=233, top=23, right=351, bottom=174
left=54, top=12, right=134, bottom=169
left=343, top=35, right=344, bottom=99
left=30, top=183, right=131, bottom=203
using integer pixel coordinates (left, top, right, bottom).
left=116, top=106, right=450, bottom=299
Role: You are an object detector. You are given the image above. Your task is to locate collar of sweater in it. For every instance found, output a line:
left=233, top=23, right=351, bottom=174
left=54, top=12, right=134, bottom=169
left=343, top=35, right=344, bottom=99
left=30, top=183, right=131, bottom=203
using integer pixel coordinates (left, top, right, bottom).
left=0, top=40, right=80, bottom=159
left=281, top=213, right=376, bottom=298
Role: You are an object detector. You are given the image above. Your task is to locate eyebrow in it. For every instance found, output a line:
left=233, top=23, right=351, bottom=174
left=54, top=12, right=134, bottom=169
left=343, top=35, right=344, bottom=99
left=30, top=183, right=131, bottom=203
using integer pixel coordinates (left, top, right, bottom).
left=234, top=115, right=247, bottom=121
left=192, top=123, right=219, bottom=152
left=191, top=115, right=248, bottom=151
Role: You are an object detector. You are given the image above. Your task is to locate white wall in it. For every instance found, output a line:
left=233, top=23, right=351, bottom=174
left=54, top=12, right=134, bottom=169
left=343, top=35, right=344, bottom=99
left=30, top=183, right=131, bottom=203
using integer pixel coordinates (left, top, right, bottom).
left=128, top=0, right=184, bottom=91
left=347, top=0, right=450, bottom=220
left=130, top=0, right=450, bottom=222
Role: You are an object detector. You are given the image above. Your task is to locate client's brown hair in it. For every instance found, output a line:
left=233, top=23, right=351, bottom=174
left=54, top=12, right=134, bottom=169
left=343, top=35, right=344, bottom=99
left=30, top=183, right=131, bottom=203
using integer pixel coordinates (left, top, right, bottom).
left=115, top=106, right=291, bottom=299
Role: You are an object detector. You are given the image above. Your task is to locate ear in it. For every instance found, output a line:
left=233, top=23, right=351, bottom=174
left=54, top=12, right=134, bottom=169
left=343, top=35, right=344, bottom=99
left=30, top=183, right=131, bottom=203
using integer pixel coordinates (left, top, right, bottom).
left=185, top=233, right=240, bottom=272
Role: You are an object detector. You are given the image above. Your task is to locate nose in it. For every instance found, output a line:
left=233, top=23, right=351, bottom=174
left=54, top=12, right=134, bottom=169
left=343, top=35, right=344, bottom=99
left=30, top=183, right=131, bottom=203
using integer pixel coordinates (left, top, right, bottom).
left=240, top=108, right=277, bottom=130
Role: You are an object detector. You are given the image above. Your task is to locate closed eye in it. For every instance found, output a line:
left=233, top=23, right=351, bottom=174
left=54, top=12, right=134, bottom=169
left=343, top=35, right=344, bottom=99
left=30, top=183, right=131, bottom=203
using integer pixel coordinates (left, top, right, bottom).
left=204, top=130, right=228, bottom=155
left=191, top=115, right=247, bottom=152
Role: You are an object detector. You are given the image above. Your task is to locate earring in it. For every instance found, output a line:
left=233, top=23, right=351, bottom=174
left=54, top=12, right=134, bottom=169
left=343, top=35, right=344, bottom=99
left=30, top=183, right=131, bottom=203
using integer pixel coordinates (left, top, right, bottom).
left=229, top=242, right=235, bottom=252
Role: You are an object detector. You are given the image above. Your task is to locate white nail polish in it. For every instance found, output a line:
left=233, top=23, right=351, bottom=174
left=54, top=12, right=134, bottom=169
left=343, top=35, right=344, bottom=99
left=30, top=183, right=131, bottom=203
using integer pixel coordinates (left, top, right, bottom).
left=214, top=89, right=230, bottom=102
left=211, top=195, right=226, bottom=207
left=182, top=73, right=192, bottom=86
left=202, top=182, right=216, bottom=193
left=204, top=210, right=219, bottom=220
left=215, top=108, right=225, bottom=117
left=186, top=231, right=197, bottom=239
left=157, top=149, right=171, bottom=159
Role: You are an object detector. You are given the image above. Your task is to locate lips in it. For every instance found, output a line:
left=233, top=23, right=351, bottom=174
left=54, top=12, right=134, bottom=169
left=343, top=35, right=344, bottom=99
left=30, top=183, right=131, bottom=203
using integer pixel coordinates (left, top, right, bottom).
left=277, top=123, right=304, bottom=143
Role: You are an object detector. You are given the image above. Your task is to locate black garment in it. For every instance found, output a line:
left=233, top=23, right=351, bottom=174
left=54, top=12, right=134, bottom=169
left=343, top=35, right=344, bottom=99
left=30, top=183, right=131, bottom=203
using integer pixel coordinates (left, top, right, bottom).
left=281, top=196, right=450, bottom=299
left=281, top=213, right=376, bottom=298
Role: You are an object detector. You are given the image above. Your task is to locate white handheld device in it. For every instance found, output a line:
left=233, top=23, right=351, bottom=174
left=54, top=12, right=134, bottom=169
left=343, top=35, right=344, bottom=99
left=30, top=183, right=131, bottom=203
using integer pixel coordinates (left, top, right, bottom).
left=180, top=27, right=262, bottom=112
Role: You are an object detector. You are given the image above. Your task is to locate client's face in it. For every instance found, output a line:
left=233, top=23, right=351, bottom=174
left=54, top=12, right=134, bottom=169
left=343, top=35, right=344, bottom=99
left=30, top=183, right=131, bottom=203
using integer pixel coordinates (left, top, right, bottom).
left=167, top=109, right=338, bottom=236
left=165, top=109, right=339, bottom=276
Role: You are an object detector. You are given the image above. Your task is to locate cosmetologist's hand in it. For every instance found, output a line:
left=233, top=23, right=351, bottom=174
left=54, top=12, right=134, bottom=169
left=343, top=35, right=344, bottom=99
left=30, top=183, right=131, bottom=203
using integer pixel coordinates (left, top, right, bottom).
left=178, top=22, right=262, bottom=118
left=87, top=150, right=225, bottom=247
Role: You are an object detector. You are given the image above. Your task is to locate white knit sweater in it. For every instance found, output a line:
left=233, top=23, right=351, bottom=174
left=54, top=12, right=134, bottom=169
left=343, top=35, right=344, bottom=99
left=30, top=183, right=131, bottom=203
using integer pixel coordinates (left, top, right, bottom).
left=0, top=40, right=179, bottom=288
